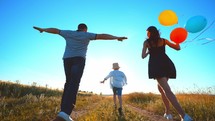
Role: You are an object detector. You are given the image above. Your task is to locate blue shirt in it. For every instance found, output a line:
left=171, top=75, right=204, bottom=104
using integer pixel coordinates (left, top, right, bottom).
left=59, top=30, right=97, bottom=59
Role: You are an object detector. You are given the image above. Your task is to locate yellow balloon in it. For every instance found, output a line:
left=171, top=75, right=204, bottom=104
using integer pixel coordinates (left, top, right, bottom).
left=159, top=10, right=178, bottom=26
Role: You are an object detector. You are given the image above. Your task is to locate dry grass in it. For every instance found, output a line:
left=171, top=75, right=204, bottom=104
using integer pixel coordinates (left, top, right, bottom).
left=76, top=97, right=149, bottom=121
left=1, top=80, right=215, bottom=121
left=124, top=90, right=215, bottom=121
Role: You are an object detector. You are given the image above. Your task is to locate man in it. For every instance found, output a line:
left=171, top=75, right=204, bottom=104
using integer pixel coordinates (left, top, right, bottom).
left=33, top=23, right=127, bottom=121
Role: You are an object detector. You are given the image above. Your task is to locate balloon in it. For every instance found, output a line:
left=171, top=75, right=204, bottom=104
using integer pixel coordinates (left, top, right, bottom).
left=185, top=15, right=207, bottom=33
left=170, top=28, right=188, bottom=43
left=158, top=10, right=178, bottom=26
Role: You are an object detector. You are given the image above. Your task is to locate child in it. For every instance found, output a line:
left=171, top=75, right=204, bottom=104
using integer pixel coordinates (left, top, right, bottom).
left=100, top=63, right=127, bottom=115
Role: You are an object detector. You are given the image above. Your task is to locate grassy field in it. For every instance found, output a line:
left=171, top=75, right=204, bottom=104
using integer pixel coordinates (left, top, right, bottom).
left=124, top=92, right=215, bottom=121
left=1, top=80, right=215, bottom=121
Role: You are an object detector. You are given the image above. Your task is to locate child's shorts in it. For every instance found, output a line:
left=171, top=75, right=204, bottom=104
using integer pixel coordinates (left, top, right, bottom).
left=112, top=87, right=123, bottom=96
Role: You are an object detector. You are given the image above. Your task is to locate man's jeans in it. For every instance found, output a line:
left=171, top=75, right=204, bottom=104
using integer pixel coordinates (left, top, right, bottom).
left=61, top=57, right=85, bottom=115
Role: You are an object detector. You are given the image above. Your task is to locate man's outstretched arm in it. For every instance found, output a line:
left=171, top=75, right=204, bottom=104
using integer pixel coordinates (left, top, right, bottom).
left=96, top=34, right=127, bottom=41
left=33, top=26, right=60, bottom=34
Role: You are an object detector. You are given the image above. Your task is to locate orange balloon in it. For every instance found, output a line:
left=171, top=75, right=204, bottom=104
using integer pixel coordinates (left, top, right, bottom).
left=159, top=10, right=178, bottom=26
left=170, top=28, right=188, bottom=43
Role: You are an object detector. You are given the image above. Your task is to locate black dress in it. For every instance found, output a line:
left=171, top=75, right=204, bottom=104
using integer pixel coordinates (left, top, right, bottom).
left=148, top=39, right=176, bottom=79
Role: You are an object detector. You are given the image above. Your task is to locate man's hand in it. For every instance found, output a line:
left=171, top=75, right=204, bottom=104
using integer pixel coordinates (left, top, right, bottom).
left=117, top=37, right=127, bottom=41
left=33, top=26, right=44, bottom=33
left=100, top=80, right=105, bottom=83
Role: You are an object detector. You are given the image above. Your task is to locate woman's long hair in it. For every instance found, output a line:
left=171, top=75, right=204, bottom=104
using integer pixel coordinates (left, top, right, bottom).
left=147, top=26, right=161, bottom=46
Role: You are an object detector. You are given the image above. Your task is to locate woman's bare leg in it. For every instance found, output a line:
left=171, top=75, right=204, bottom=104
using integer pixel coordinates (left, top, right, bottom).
left=158, top=84, right=171, bottom=114
left=157, top=77, right=185, bottom=119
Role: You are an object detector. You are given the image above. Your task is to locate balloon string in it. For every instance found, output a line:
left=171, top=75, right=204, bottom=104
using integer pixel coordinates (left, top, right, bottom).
left=197, top=38, right=213, bottom=41
left=201, top=39, right=215, bottom=45
left=190, top=19, right=215, bottom=42
left=183, top=19, right=215, bottom=48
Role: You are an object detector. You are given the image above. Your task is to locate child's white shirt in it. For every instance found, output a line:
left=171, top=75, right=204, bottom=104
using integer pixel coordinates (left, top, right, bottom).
left=104, top=70, right=127, bottom=88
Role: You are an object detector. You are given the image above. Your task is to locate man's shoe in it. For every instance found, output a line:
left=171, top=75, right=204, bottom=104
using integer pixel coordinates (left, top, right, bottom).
left=57, top=112, right=73, bottom=121
left=164, top=113, right=173, bottom=120
left=182, top=114, right=193, bottom=121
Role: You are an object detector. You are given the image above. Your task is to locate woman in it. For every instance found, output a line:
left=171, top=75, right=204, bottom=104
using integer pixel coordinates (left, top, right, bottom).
left=141, top=26, right=192, bottom=121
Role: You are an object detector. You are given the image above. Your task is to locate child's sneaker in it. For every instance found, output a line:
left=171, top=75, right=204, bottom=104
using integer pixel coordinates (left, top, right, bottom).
left=182, top=114, right=193, bottom=121
left=164, top=113, right=173, bottom=120
left=118, top=107, right=123, bottom=116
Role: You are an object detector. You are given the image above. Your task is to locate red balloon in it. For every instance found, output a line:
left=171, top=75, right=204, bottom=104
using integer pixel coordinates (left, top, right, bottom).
left=170, top=28, right=188, bottom=43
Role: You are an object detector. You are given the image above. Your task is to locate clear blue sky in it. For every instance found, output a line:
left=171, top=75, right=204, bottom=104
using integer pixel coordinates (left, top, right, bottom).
left=1, top=0, right=215, bottom=94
